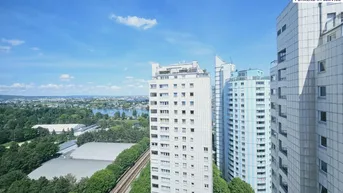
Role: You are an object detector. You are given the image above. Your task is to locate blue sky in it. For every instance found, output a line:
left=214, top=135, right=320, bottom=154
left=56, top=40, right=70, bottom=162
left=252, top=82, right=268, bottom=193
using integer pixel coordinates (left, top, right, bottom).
left=0, top=0, right=289, bottom=96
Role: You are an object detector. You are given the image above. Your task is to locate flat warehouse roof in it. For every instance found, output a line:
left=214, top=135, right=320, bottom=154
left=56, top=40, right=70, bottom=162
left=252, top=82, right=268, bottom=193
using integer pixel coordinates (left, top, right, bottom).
left=28, top=142, right=136, bottom=181
left=28, top=158, right=112, bottom=180
left=70, top=142, right=135, bottom=161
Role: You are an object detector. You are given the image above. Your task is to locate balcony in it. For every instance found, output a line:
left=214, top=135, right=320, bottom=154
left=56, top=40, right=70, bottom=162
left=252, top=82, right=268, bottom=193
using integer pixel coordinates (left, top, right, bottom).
left=279, top=146, right=288, bottom=156
left=279, top=128, right=287, bottom=137
left=280, top=181, right=288, bottom=193
left=280, top=164, right=288, bottom=176
left=323, top=14, right=343, bottom=33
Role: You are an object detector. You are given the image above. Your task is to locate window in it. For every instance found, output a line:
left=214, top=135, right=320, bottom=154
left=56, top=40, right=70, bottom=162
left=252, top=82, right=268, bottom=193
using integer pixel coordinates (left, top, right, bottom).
left=174, top=127, right=178, bottom=132
left=319, top=86, right=326, bottom=97
left=190, top=101, right=194, bottom=106
left=190, top=110, right=194, bottom=115
left=190, top=128, right=194, bottom=133
left=190, top=92, right=194, bottom=97
left=174, top=110, right=178, bottom=114
left=327, top=32, right=336, bottom=42
left=174, top=101, right=178, bottom=106
left=319, top=183, right=328, bottom=193
left=319, top=111, right=327, bottom=122
left=150, top=84, right=157, bottom=89
left=152, top=150, right=158, bottom=155
left=182, top=110, right=186, bottom=115
left=152, top=184, right=159, bottom=188
left=320, top=159, right=327, bottom=173
left=278, top=49, right=286, bottom=63
left=318, top=60, right=326, bottom=72
left=320, top=136, right=327, bottom=148
left=150, top=92, right=157, bottom=97
left=204, top=147, right=209, bottom=152
left=174, top=92, right=178, bottom=97
left=182, top=101, right=186, bottom=106
left=190, top=83, right=194, bottom=88
left=182, top=83, right=185, bottom=88
left=277, top=29, right=281, bottom=36
left=241, top=82, right=244, bottom=85
left=152, top=175, right=158, bottom=180
left=174, top=84, right=177, bottom=88
left=204, top=184, right=209, bottom=188
left=282, top=24, right=286, bottom=32
left=181, top=92, right=186, bottom=97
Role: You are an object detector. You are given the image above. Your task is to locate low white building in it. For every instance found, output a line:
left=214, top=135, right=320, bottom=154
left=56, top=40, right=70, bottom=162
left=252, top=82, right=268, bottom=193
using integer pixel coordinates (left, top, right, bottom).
left=32, top=124, right=85, bottom=134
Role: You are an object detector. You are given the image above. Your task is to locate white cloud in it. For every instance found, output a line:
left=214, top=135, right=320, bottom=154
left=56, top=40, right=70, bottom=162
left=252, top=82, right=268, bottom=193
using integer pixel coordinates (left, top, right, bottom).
left=125, top=76, right=134, bottom=79
left=127, top=84, right=135, bottom=87
left=109, top=14, right=157, bottom=30
left=0, top=83, right=34, bottom=90
left=40, top=84, right=63, bottom=89
left=0, top=46, right=11, bottom=53
left=1, top=38, right=25, bottom=46
left=59, top=74, right=74, bottom=81
left=110, top=85, right=121, bottom=90
left=31, top=47, right=40, bottom=51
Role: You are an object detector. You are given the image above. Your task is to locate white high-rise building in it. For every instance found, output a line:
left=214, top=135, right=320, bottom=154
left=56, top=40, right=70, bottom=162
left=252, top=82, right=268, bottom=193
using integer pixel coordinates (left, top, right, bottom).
left=149, top=61, right=213, bottom=193
left=271, top=2, right=343, bottom=193
left=214, top=56, right=235, bottom=173
left=223, top=69, right=271, bottom=193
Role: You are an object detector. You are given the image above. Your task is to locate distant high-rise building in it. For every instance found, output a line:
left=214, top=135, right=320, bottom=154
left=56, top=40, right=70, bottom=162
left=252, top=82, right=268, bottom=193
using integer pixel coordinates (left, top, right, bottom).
left=224, top=69, right=271, bottom=193
left=214, top=56, right=235, bottom=173
left=271, top=2, right=343, bottom=193
left=149, top=61, right=213, bottom=193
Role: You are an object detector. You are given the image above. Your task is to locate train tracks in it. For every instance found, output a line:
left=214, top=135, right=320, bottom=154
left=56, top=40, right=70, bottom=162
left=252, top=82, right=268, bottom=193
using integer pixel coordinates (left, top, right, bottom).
left=110, top=150, right=150, bottom=193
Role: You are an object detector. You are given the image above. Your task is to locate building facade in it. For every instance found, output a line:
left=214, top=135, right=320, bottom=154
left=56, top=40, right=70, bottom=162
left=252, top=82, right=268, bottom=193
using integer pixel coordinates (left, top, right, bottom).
left=224, top=69, right=271, bottom=193
left=271, top=2, right=343, bottom=193
left=214, top=56, right=235, bottom=174
left=149, top=61, right=213, bottom=193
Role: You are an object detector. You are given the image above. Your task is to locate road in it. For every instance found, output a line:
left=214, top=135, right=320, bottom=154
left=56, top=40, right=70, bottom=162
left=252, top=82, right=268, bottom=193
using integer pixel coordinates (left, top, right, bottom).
left=110, top=150, right=150, bottom=193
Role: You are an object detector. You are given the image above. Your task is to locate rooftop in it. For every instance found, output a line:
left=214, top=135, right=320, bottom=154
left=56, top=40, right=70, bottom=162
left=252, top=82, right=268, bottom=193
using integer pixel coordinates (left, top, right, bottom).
left=32, top=124, right=85, bottom=132
left=151, top=61, right=208, bottom=78
left=28, top=142, right=135, bottom=181
left=28, top=158, right=112, bottom=181
left=70, top=142, right=134, bottom=161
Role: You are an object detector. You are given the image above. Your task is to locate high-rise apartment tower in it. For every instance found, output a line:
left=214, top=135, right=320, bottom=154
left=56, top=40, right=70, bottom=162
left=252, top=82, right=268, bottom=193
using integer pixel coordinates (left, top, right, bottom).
left=149, top=61, right=213, bottom=193
left=271, top=2, right=343, bottom=193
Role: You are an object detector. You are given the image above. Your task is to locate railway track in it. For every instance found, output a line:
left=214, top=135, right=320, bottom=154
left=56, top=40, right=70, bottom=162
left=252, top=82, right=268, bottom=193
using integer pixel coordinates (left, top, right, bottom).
left=110, top=150, right=150, bottom=193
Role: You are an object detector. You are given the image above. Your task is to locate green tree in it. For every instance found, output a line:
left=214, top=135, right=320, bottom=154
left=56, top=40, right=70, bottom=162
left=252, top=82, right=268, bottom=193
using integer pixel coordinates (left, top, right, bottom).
left=132, top=109, right=137, bottom=117
left=228, top=178, right=254, bottom=193
left=213, top=165, right=230, bottom=193
left=114, top=111, right=121, bottom=119
left=121, top=112, right=126, bottom=120
left=0, top=170, right=26, bottom=192
left=130, top=163, right=150, bottom=193
left=85, top=169, right=115, bottom=193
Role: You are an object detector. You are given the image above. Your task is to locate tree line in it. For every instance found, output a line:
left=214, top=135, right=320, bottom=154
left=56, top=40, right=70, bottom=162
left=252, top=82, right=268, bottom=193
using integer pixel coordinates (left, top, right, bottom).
left=129, top=163, right=254, bottom=193
left=0, top=106, right=97, bottom=144
left=0, top=137, right=59, bottom=192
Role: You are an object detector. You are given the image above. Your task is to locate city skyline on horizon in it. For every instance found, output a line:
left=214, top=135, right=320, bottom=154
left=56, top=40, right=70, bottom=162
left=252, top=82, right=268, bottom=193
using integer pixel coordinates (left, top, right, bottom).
left=0, top=0, right=289, bottom=96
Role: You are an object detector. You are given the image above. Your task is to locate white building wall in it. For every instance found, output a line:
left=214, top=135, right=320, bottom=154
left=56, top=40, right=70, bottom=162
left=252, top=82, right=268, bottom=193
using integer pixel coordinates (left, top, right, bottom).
left=271, top=2, right=343, bottom=193
left=214, top=56, right=235, bottom=174
left=149, top=62, right=213, bottom=193
left=224, top=71, right=271, bottom=193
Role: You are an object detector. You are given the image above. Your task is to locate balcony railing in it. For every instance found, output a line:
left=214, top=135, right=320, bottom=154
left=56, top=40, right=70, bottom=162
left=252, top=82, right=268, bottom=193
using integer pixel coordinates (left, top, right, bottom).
left=279, top=129, right=287, bottom=137
left=279, top=112, right=287, bottom=118
left=323, top=15, right=343, bottom=33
